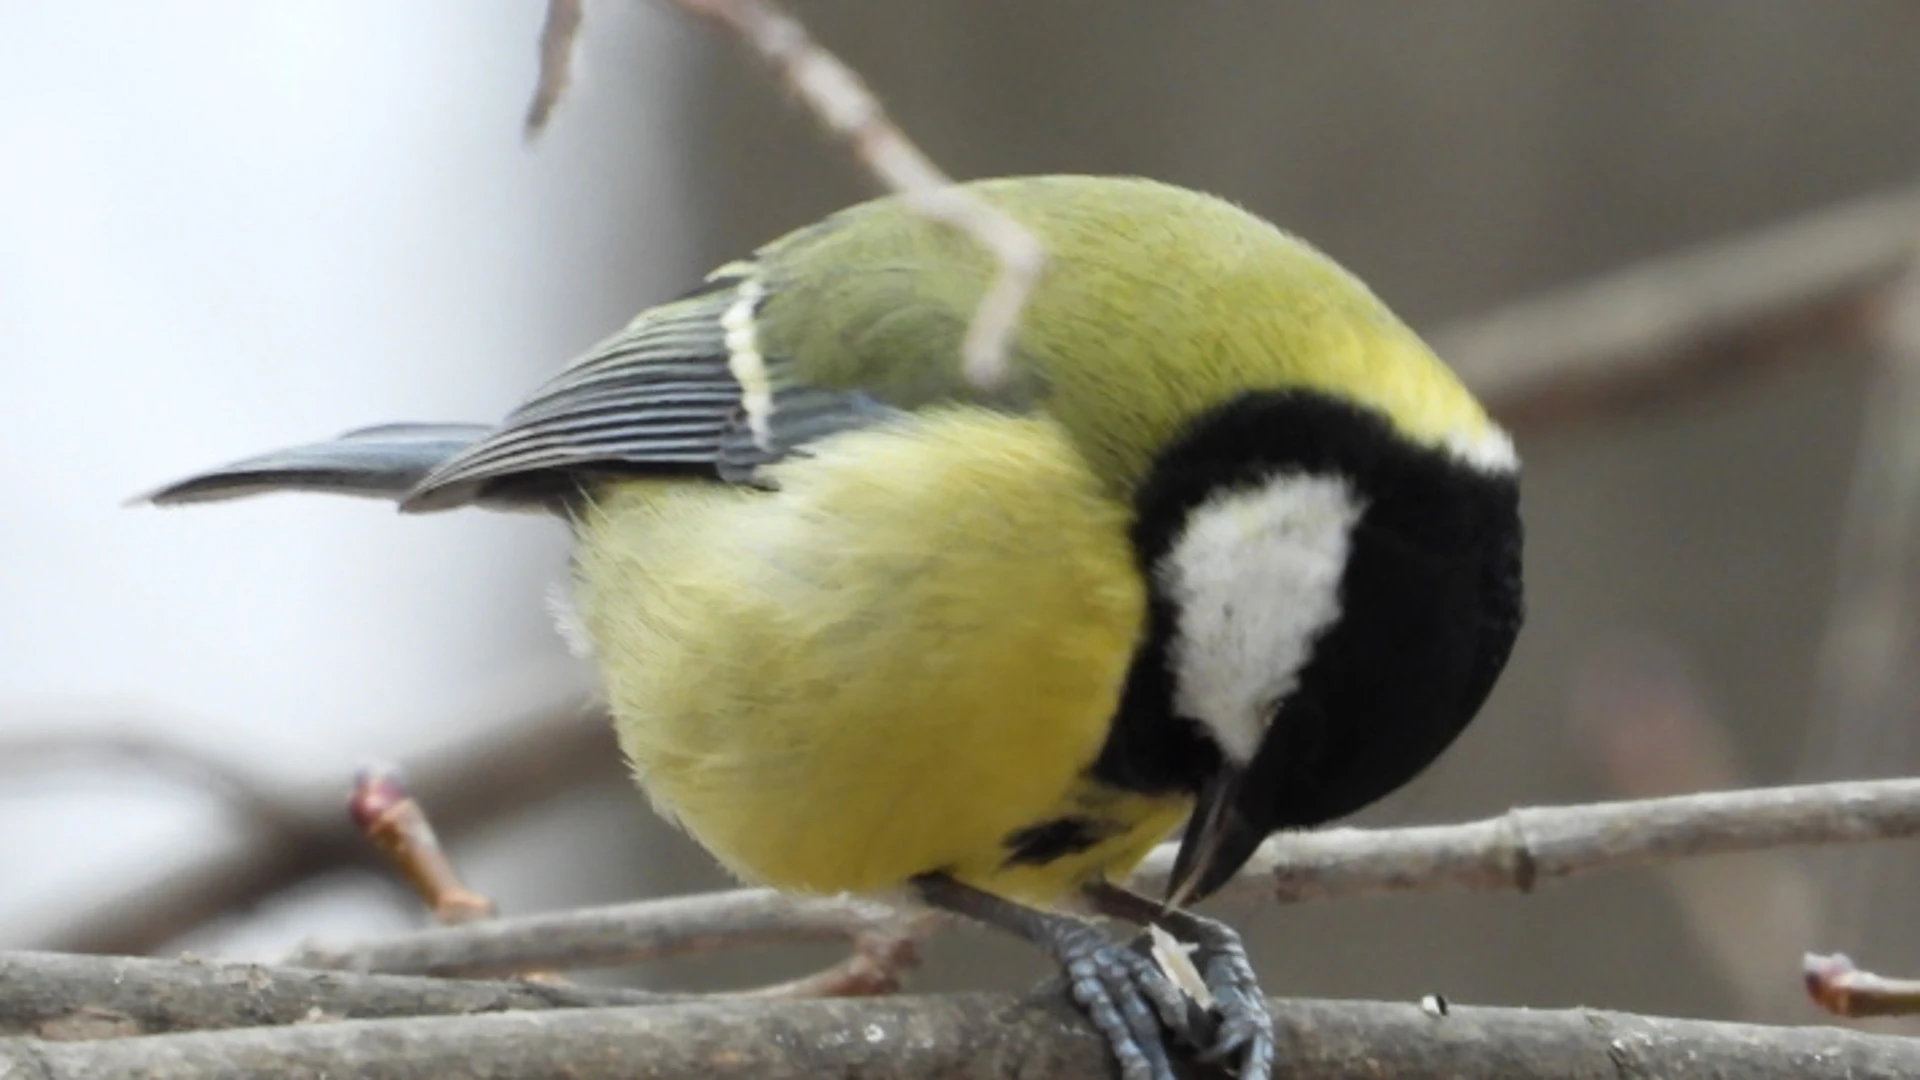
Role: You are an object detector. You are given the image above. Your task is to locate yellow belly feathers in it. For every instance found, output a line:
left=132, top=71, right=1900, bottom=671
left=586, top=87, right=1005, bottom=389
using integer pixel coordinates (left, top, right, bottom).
left=572, top=407, right=1189, bottom=907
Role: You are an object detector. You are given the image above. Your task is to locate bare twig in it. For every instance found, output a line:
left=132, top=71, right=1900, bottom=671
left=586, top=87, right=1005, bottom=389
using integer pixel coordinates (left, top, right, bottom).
left=1805, top=952, right=1920, bottom=1018
left=1134, top=777, right=1920, bottom=904
left=0, top=951, right=677, bottom=1039
left=283, top=778, right=1920, bottom=979
left=348, top=764, right=494, bottom=926
left=336, top=760, right=924, bottom=996
left=525, top=0, right=584, bottom=137
left=29, top=684, right=620, bottom=957
left=737, top=914, right=936, bottom=1000
left=523, top=1, right=1917, bottom=409
left=5, top=990, right=1919, bottom=1079
left=664, top=0, right=1045, bottom=391
left=283, top=887, right=899, bottom=978
left=1445, top=184, right=1920, bottom=430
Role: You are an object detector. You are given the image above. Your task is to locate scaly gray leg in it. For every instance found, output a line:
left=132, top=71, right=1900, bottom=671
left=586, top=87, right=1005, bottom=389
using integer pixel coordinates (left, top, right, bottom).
left=1084, top=880, right=1276, bottom=1080
left=913, top=873, right=1189, bottom=1080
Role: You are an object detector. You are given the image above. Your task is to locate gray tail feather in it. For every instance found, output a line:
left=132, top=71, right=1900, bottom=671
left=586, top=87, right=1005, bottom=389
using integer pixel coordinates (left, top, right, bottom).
left=137, top=423, right=491, bottom=507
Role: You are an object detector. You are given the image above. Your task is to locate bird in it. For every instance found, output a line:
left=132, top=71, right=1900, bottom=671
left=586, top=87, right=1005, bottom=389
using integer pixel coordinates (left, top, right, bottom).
left=142, top=175, right=1524, bottom=1080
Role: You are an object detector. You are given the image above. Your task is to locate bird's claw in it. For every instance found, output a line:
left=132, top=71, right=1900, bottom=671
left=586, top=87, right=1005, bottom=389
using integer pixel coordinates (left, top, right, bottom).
left=1048, top=917, right=1274, bottom=1080
left=1172, top=915, right=1276, bottom=1080
left=1054, top=923, right=1187, bottom=1080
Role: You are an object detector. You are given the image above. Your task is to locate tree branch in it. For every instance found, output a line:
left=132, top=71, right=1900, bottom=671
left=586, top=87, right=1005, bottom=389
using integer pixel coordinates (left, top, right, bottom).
left=523, top=0, right=582, bottom=136
left=1160, top=776, right=1920, bottom=905
left=735, top=921, right=924, bottom=999
left=1443, top=183, right=1920, bottom=430
left=662, top=0, right=1043, bottom=391
left=347, top=763, right=496, bottom=926
left=0, top=951, right=678, bottom=1039
left=527, top=1, right=1920, bottom=416
left=29, top=692, right=621, bottom=956
left=4, top=989, right=1917, bottom=1079
left=283, top=778, right=1920, bottom=978
left=1805, top=952, right=1920, bottom=1018
left=283, top=888, right=904, bottom=979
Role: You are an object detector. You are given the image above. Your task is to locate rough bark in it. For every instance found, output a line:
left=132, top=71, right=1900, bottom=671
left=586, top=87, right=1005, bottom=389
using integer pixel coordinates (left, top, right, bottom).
left=2, top=991, right=1915, bottom=1079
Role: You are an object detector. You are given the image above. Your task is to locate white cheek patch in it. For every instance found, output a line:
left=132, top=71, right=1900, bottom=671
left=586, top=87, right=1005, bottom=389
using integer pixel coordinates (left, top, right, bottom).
left=1159, top=473, right=1364, bottom=765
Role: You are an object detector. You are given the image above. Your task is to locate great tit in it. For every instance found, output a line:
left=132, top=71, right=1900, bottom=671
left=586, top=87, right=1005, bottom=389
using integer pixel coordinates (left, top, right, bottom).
left=146, top=175, right=1524, bottom=1080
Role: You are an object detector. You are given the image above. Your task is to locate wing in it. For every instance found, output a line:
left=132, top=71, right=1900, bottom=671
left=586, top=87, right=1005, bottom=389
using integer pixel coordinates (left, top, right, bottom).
left=401, top=263, right=900, bottom=511
left=402, top=182, right=1077, bottom=513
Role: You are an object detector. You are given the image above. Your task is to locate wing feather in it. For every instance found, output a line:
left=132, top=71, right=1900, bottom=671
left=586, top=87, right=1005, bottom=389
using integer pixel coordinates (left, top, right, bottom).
left=400, top=271, right=893, bottom=510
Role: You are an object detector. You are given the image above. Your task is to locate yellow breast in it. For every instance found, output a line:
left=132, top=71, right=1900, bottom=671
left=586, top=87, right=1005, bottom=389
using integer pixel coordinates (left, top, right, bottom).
left=572, top=408, right=1188, bottom=907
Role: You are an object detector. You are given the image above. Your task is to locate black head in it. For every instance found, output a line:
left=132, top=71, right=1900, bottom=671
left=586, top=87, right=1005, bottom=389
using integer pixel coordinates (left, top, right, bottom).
left=1090, top=390, right=1524, bottom=903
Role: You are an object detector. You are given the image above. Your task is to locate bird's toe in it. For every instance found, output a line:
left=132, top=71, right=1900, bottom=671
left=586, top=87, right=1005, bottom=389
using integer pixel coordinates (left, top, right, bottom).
left=1055, top=923, right=1183, bottom=1080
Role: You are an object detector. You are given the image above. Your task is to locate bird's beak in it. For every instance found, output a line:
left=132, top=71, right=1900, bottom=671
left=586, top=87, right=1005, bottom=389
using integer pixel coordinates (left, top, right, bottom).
left=1164, top=765, right=1266, bottom=908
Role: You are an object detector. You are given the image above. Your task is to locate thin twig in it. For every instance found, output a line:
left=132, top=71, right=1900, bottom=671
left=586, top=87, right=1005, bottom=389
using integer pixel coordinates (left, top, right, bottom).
left=1804, top=952, right=1920, bottom=1018
left=337, top=761, right=901, bottom=997
left=737, top=909, right=942, bottom=1000
left=282, top=778, right=1920, bottom=978
left=737, top=919, right=930, bottom=1000
left=283, top=888, right=900, bottom=978
left=664, top=0, right=1045, bottom=391
left=1445, top=184, right=1920, bottom=430
left=1148, top=776, right=1920, bottom=905
left=523, top=2, right=1918, bottom=409
left=348, top=763, right=495, bottom=926
left=27, top=682, right=620, bottom=956
left=5, top=989, right=1919, bottom=1079
left=525, top=0, right=584, bottom=137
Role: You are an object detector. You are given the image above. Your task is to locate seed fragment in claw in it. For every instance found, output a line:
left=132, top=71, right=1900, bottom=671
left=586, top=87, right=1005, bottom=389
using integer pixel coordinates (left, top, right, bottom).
left=1148, top=924, right=1213, bottom=1010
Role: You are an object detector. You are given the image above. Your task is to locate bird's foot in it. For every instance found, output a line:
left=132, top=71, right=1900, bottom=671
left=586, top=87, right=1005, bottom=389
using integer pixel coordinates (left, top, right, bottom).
left=1052, top=921, right=1191, bottom=1080
left=1163, top=913, right=1275, bottom=1079
left=912, top=873, right=1272, bottom=1078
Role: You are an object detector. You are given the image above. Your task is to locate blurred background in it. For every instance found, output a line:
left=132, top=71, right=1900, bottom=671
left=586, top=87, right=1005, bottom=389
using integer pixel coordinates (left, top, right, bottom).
left=5, top=0, right=1920, bottom=1028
